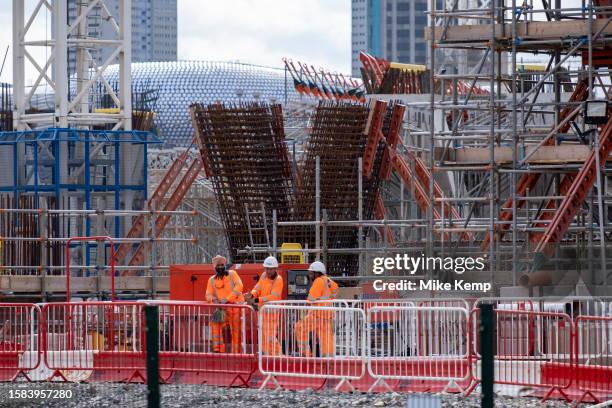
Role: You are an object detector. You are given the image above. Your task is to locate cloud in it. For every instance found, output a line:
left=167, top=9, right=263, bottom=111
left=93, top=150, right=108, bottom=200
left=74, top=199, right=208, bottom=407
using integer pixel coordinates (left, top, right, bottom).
left=0, top=6, right=12, bottom=84
left=0, top=1, right=351, bottom=84
left=0, top=2, right=59, bottom=86
left=177, top=0, right=351, bottom=74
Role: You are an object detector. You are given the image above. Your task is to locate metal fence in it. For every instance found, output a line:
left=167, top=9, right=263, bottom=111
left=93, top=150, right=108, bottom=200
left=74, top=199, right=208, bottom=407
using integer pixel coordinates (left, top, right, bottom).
left=258, top=302, right=366, bottom=391
left=367, top=306, right=470, bottom=393
left=0, top=298, right=609, bottom=404
left=156, top=301, right=257, bottom=387
left=0, top=303, right=40, bottom=382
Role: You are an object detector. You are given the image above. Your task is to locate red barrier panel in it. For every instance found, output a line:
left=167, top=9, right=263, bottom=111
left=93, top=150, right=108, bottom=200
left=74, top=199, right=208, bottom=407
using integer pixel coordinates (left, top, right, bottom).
left=467, top=309, right=573, bottom=402
left=573, top=315, right=612, bottom=404
left=20, top=297, right=611, bottom=401
left=42, top=301, right=258, bottom=386
left=0, top=303, right=40, bottom=381
left=258, top=303, right=366, bottom=391
left=155, top=301, right=258, bottom=387
left=42, top=302, right=146, bottom=382
left=367, top=306, right=471, bottom=393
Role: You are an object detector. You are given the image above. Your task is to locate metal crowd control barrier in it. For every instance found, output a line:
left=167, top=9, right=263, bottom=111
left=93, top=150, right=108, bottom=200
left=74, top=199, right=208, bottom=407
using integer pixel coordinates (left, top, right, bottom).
left=574, top=316, right=612, bottom=404
left=467, top=308, right=573, bottom=402
left=355, top=298, right=469, bottom=324
left=475, top=296, right=612, bottom=317
left=355, top=298, right=470, bottom=309
left=473, top=297, right=535, bottom=311
left=266, top=300, right=360, bottom=360
left=267, top=299, right=350, bottom=308
left=416, top=299, right=471, bottom=309
left=155, top=301, right=258, bottom=386
left=366, top=306, right=470, bottom=393
left=0, top=303, right=40, bottom=381
left=536, top=296, right=612, bottom=318
left=3, top=296, right=610, bottom=402
left=258, top=302, right=366, bottom=391
left=42, top=302, right=146, bottom=382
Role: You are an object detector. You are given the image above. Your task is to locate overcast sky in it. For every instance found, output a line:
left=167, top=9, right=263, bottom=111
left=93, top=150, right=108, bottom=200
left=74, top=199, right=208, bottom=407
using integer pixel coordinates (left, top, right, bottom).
left=0, top=0, right=351, bottom=84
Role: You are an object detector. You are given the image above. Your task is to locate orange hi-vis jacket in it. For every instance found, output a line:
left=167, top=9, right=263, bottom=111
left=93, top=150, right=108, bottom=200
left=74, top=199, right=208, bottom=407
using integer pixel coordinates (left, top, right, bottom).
left=295, top=275, right=339, bottom=357
left=251, top=273, right=283, bottom=307
left=307, top=275, right=339, bottom=313
left=205, top=270, right=245, bottom=304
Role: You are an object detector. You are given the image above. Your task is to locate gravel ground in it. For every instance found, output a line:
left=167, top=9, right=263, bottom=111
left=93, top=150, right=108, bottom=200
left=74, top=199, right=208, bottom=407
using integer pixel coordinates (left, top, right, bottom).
left=0, top=383, right=583, bottom=408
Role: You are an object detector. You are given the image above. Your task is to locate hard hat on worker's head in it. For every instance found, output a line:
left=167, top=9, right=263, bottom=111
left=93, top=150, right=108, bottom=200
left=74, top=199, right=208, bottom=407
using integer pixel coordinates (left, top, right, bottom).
left=212, top=255, right=227, bottom=266
left=263, top=256, right=279, bottom=268
left=308, top=261, right=326, bottom=275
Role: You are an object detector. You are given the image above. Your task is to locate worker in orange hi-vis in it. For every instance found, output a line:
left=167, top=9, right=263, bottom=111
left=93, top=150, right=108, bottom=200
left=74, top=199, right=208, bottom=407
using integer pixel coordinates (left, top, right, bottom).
left=295, top=261, right=339, bottom=357
left=244, top=256, right=283, bottom=356
left=205, top=255, right=245, bottom=353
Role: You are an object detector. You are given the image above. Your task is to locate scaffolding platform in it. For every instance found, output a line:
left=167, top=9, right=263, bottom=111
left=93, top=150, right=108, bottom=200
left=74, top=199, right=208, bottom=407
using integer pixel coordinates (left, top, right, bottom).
left=0, top=275, right=168, bottom=295
left=435, top=145, right=612, bottom=165
left=426, top=19, right=612, bottom=46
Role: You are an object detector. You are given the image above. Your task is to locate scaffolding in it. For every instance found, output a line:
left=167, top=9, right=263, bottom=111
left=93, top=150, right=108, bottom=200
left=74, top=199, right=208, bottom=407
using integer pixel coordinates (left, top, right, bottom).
left=0, top=129, right=203, bottom=299
left=146, top=148, right=227, bottom=265
left=416, top=0, right=612, bottom=295
left=219, top=1, right=612, bottom=296
left=0, top=1, right=213, bottom=299
left=6, top=1, right=612, bottom=299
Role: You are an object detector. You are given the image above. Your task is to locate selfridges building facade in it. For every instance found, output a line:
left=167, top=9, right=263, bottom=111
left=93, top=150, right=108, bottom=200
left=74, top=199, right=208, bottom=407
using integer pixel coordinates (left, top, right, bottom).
left=103, top=61, right=305, bottom=147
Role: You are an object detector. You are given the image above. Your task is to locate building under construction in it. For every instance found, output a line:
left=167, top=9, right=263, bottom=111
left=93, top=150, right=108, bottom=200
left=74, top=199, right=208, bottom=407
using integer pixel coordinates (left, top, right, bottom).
left=187, top=0, right=612, bottom=297
left=1, top=1, right=612, bottom=405
left=1, top=0, right=611, bottom=301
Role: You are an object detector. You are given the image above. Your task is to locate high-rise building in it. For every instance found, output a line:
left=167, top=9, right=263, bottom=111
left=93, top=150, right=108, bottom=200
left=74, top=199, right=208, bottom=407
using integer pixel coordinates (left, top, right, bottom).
left=64, top=0, right=177, bottom=75
left=351, top=0, right=431, bottom=77
left=352, top=0, right=502, bottom=78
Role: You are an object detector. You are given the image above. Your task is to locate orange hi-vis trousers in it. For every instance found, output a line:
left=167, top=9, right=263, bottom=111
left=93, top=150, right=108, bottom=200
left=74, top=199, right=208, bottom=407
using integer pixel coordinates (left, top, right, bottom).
left=260, top=310, right=281, bottom=356
left=295, top=313, right=334, bottom=357
left=211, top=308, right=242, bottom=353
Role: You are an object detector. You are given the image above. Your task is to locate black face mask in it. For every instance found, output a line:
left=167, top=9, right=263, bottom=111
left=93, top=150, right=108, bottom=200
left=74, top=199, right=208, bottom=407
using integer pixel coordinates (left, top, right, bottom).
left=215, top=265, right=226, bottom=275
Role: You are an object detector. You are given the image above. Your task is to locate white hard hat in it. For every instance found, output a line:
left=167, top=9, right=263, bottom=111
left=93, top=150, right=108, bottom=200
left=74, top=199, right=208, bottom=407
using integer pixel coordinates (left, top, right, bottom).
left=308, top=261, right=326, bottom=274
left=263, top=256, right=279, bottom=268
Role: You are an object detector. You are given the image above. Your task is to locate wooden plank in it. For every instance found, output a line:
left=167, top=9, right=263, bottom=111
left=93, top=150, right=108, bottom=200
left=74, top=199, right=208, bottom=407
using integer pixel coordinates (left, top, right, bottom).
left=426, top=19, right=612, bottom=43
left=435, top=145, right=612, bottom=164
left=0, top=276, right=169, bottom=293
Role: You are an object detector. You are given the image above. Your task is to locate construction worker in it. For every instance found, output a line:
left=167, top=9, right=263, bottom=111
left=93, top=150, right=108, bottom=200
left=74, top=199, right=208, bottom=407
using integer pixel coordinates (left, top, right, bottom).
left=295, top=261, right=339, bottom=357
left=205, top=255, right=245, bottom=353
left=245, top=256, right=283, bottom=355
